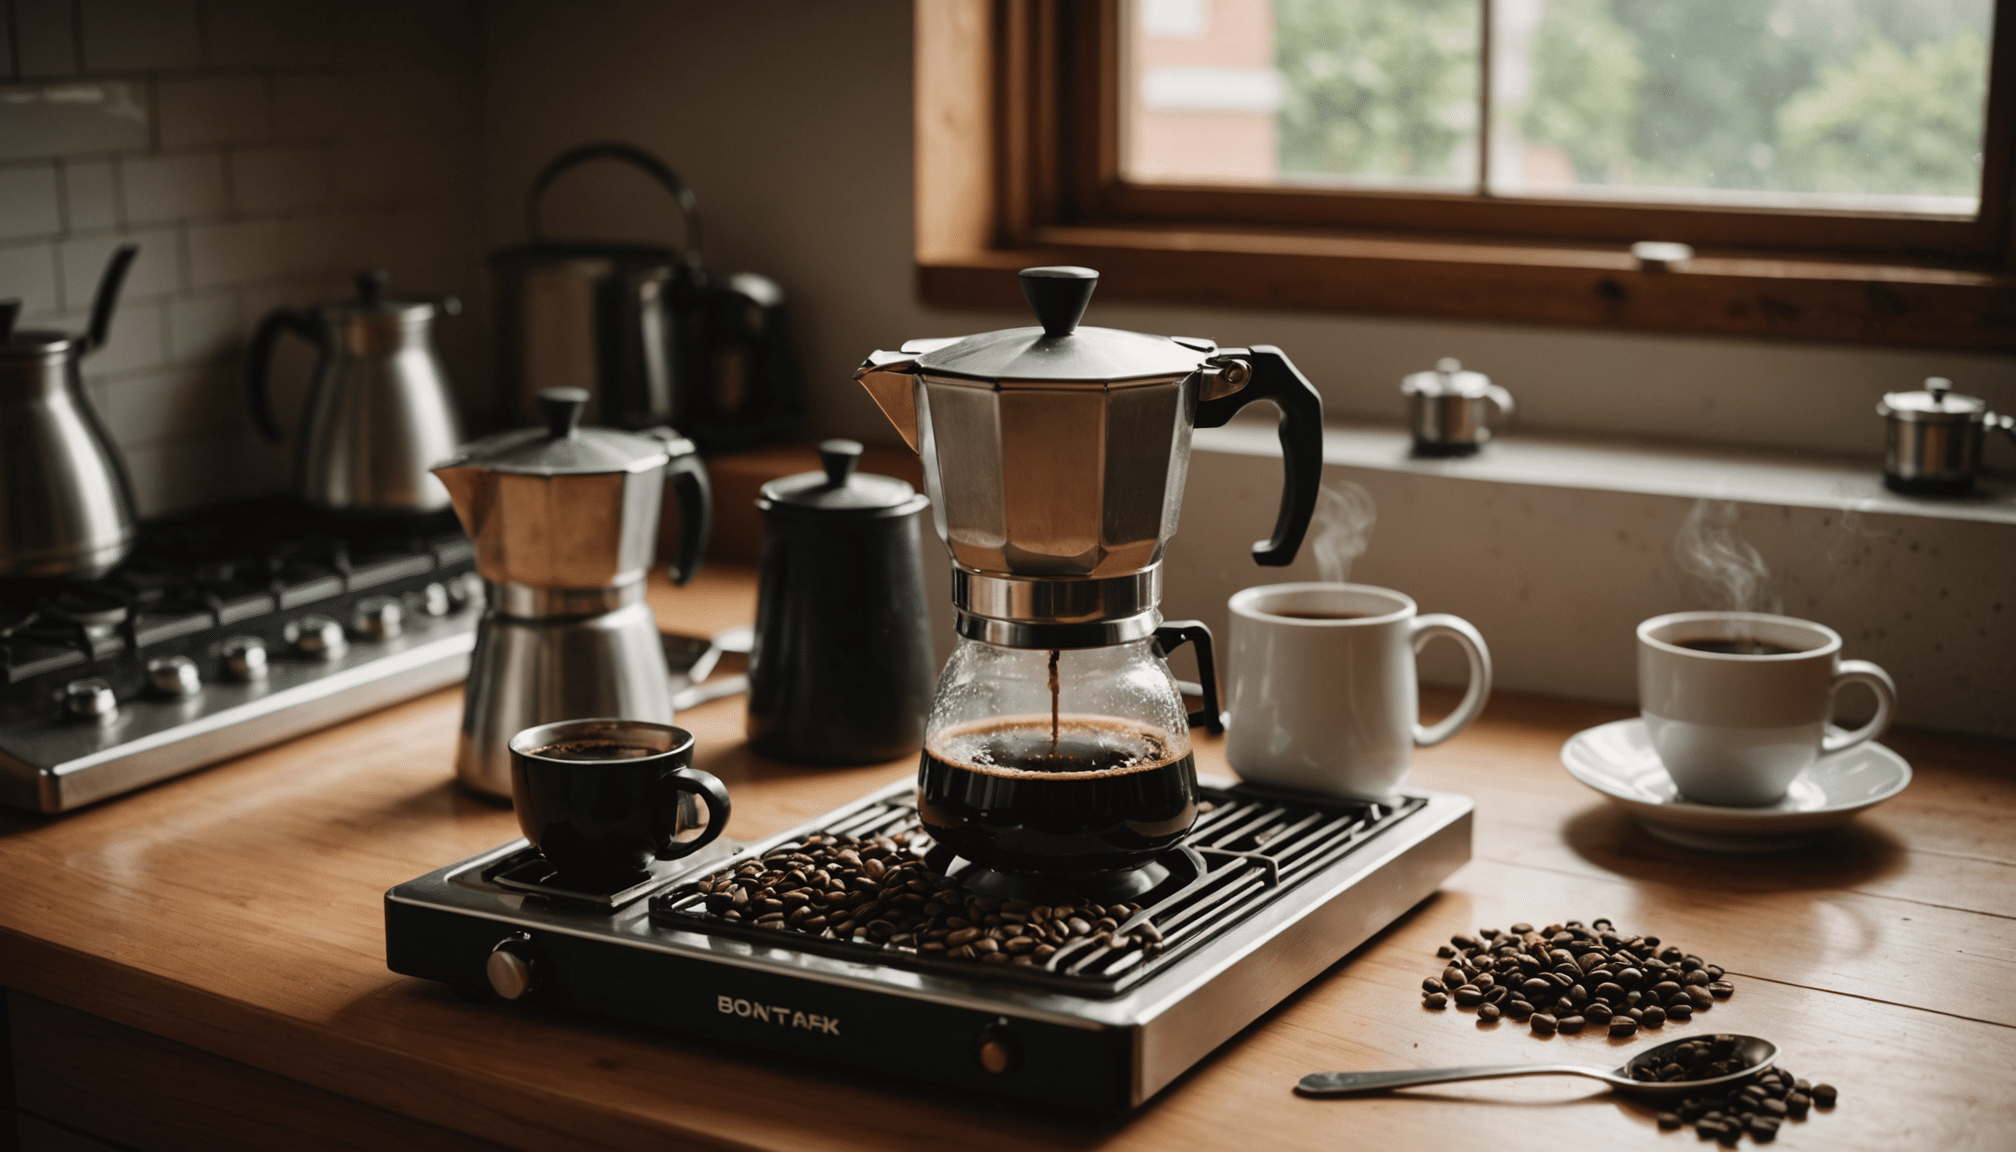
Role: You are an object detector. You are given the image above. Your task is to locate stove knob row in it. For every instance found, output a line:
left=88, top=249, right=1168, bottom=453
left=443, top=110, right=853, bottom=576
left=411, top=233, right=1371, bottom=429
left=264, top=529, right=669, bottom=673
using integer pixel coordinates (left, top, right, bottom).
left=63, top=677, right=118, bottom=722
left=353, top=595, right=405, bottom=640
left=487, top=934, right=543, bottom=1001
left=222, top=636, right=269, bottom=682
left=291, top=614, right=348, bottom=660
left=146, top=655, right=202, bottom=698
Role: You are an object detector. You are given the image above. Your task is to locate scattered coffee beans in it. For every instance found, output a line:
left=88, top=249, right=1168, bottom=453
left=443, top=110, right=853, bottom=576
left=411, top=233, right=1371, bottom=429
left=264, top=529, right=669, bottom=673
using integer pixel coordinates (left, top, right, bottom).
left=1419, top=917, right=1734, bottom=1042
left=687, top=830, right=1164, bottom=968
left=1623, top=1041, right=1840, bottom=1145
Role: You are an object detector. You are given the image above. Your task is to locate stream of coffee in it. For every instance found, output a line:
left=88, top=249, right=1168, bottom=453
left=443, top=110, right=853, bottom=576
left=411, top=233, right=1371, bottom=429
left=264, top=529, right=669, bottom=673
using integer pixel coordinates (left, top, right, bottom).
left=1047, top=649, right=1061, bottom=753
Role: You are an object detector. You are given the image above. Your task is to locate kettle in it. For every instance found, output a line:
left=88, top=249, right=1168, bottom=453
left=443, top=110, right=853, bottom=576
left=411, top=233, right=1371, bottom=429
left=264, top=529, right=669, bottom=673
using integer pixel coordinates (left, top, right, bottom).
left=489, top=142, right=802, bottom=453
left=246, top=270, right=466, bottom=515
left=0, top=245, right=140, bottom=581
left=431, top=387, right=712, bottom=799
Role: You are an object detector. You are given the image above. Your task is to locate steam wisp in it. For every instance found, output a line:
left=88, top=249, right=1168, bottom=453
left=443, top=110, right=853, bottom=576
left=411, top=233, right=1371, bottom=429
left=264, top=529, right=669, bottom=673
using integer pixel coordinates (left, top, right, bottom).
left=1310, top=478, right=1377, bottom=584
left=1674, top=499, right=1780, bottom=621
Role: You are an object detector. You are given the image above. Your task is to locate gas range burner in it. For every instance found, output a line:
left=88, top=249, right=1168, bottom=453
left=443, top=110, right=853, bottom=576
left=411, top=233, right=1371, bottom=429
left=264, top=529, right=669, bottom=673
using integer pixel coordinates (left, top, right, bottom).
left=385, top=777, right=1472, bottom=1110
left=0, top=497, right=480, bottom=812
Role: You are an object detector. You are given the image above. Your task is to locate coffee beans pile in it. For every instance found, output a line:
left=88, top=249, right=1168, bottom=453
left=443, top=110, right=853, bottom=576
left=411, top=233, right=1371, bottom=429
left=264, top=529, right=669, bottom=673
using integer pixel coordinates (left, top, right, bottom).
left=688, top=830, right=1165, bottom=967
left=1421, top=918, right=1733, bottom=1039
left=1634, top=1039, right=1837, bottom=1145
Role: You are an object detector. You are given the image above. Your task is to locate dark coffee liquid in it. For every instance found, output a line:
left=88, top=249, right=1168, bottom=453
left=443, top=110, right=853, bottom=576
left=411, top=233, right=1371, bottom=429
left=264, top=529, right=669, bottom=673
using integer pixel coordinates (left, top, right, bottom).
left=1271, top=610, right=1369, bottom=620
left=1679, top=639, right=1802, bottom=656
left=918, top=716, right=1198, bottom=873
left=530, top=739, right=659, bottom=761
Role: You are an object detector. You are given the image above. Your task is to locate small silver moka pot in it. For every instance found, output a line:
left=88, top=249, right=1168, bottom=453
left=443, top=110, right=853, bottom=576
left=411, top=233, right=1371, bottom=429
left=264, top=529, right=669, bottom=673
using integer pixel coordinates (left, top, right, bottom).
left=1402, top=358, right=1515, bottom=456
left=1877, top=377, right=2016, bottom=495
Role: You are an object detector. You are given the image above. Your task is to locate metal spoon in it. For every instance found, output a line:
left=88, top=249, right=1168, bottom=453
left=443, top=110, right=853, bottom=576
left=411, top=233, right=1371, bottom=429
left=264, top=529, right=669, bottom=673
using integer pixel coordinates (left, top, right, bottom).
left=1297, top=1034, right=1778, bottom=1099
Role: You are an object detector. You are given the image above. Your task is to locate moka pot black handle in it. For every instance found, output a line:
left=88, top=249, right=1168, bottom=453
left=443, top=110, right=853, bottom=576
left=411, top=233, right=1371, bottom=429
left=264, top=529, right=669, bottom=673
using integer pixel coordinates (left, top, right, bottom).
left=1195, top=345, right=1324, bottom=567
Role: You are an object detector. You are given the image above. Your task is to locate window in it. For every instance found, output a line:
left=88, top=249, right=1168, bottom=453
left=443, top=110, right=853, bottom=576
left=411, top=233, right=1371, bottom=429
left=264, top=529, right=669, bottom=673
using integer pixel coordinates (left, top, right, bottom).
left=914, top=0, right=2016, bottom=349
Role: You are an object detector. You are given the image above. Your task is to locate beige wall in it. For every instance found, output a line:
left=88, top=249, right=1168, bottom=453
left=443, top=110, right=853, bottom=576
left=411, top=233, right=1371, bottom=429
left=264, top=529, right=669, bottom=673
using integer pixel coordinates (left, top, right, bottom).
left=0, top=0, right=487, bottom=516
left=477, top=0, right=2016, bottom=464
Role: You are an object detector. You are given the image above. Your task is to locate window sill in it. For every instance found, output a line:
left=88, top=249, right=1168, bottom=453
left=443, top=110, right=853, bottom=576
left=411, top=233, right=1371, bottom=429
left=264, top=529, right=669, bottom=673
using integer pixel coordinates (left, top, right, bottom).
left=1194, top=414, right=2016, bottom=527
left=916, top=226, right=2016, bottom=351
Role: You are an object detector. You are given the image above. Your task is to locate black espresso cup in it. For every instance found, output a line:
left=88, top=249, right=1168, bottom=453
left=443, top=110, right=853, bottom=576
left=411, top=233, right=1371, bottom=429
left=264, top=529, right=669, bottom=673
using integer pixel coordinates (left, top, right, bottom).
left=508, top=719, right=731, bottom=883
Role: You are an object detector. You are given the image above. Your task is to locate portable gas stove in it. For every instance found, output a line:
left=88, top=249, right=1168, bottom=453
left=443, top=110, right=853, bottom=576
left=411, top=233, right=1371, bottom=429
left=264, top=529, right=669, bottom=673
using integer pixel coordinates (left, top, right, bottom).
left=0, top=498, right=479, bottom=812
left=385, top=776, right=1470, bottom=1110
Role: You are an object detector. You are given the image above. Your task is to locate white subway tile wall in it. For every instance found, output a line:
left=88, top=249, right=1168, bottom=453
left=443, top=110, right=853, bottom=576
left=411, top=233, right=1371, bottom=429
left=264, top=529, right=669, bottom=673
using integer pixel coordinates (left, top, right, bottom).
left=0, top=0, right=484, bottom=517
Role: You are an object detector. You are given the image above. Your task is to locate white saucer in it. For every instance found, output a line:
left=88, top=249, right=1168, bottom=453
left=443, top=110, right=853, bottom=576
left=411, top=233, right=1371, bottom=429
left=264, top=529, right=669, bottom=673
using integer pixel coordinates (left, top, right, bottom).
left=1560, top=718, right=1912, bottom=852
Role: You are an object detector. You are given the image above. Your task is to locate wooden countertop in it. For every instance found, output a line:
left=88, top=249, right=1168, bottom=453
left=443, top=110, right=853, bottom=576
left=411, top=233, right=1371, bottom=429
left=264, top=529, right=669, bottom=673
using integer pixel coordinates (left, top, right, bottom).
left=1, top=564, right=2010, bottom=1150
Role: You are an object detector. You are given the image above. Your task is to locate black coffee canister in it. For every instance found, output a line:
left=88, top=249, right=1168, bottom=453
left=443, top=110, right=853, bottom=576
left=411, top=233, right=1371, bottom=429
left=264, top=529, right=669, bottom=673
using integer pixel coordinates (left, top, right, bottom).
left=747, top=440, right=935, bottom=763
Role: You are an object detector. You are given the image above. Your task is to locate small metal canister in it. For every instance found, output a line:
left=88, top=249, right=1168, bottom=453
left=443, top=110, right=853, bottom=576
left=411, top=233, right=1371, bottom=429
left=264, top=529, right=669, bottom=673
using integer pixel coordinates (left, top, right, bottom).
left=1402, top=358, right=1515, bottom=456
left=1876, top=377, right=2016, bottom=495
left=747, top=440, right=935, bottom=764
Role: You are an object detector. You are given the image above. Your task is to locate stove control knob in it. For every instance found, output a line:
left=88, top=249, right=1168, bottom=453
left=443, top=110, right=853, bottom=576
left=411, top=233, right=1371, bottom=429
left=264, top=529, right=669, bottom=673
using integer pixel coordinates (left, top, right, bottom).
left=221, top=636, right=269, bottom=682
left=63, top=677, right=118, bottom=722
left=975, top=1021, right=1020, bottom=1075
left=352, top=595, right=405, bottom=641
left=147, top=655, right=202, bottom=698
left=486, top=935, right=543, bottom=1001
left=416, top=581, right=453, bottom=618
left=291, top=615, right=348, bottom=660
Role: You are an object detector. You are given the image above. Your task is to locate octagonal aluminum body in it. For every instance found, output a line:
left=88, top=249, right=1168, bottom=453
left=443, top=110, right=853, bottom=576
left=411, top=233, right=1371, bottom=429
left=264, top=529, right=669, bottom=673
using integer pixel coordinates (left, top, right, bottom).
left=433, top=459, right=667, bottom=591
left=903, top=367, right=1200, bottom=580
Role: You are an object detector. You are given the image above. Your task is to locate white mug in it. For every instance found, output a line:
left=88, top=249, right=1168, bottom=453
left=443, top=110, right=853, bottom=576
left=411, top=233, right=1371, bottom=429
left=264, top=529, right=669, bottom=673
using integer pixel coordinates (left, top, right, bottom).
left=1225, top=583, right=1491, bottom=801
left=1638, top=611, right=1898, bottom=806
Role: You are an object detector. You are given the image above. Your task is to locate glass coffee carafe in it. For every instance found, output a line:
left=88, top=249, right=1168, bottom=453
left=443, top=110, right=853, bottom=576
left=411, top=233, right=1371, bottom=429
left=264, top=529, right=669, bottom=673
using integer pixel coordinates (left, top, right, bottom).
left=917, top=625, right=1218, bottom=875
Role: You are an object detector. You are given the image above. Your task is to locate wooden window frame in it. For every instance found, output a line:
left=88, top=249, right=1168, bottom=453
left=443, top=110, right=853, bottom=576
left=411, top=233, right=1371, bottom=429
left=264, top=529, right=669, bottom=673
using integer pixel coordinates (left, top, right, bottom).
left=916, top=0, right=2016, bottom=350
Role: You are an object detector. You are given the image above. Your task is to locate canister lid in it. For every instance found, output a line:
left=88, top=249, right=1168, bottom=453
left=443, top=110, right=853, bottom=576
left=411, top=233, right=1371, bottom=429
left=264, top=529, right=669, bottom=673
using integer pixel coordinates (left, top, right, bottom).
left=1879, top=377, right=1986, bottom=423
left=1401, top=358, right=1493, bottom=398
left=911, top=267, right=1213, bottom=384
left=758, top=440, right=927, bottom=518
left=442, top=388, right=672, bottom=476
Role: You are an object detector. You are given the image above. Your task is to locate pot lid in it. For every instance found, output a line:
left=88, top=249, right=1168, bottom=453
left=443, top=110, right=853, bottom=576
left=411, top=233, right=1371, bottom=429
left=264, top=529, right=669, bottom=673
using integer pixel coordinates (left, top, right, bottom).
left=443, top=388, right=670, bottom=476
left=912, top=267, right=1213, bottom=384
left=1402, top=358, right=1494, bottom=398
left=1880, top=377, right=1986, bottom=422
left=758, top=440, right=926, bottom=517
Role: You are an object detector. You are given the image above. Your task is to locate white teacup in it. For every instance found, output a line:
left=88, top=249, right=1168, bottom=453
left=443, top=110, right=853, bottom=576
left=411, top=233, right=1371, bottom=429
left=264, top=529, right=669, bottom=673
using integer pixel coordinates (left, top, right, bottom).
left=1225, top=583, right=1491, bottom=801
left=1638, top=611, right=1898, bottom=806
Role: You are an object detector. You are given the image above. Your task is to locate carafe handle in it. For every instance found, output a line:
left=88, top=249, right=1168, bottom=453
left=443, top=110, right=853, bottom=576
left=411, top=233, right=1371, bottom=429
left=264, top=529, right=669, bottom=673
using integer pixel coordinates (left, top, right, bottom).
left=246, top=308, right=319, bottom=443
left=1196, top=346, right=1324, bottom=567
left=1154, top=621, right=1224, bottom=735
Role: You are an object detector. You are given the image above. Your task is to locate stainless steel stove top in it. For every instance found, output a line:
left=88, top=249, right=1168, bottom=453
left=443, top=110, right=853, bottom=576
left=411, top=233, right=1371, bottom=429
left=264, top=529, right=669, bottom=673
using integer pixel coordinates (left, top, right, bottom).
left=385, top=776, right=1472, bottom=1110
left=0, top=499, right=479, bottom=812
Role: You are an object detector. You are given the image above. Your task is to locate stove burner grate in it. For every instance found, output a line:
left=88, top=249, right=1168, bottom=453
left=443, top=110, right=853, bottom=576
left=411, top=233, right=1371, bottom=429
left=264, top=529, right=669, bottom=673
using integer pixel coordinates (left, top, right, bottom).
left=650, top=784, right=1421, bottom=997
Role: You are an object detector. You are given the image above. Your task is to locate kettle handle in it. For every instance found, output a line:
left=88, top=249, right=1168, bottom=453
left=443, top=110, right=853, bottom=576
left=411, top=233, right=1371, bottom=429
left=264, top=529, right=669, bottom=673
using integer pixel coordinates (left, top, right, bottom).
left=1196, top=346, right=1325, bottom=567
left=525, top=142, right=702, bottom=260
left=246, top=308, right=318, bottom=443
left=662, top=439, right=712, bottom=586
left=1153, top=621, right=1224, bottom=736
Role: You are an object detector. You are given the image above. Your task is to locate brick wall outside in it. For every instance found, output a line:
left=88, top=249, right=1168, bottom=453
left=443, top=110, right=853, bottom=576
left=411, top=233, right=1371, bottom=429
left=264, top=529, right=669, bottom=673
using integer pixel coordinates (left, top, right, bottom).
left=0, top=0, right=487, bottom=516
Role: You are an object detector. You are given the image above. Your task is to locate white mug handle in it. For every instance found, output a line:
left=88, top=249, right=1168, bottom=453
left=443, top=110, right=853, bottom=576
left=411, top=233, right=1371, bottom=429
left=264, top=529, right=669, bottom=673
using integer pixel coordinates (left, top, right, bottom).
left=1822, top=659, right=1897, bottom=756
left=1410, top=614, right=1492, bottom=747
